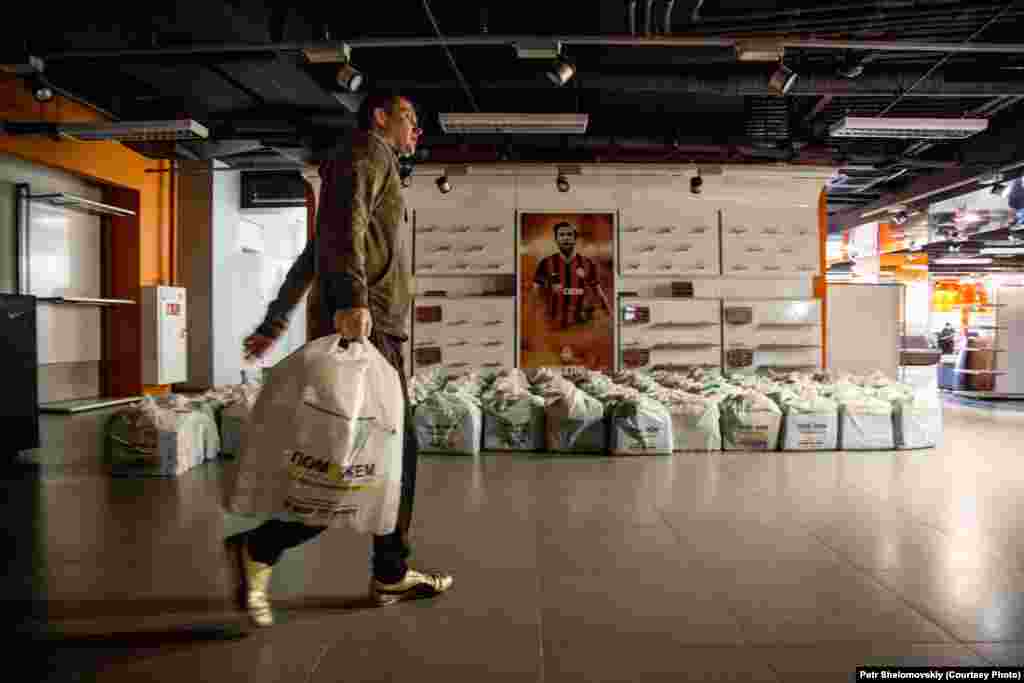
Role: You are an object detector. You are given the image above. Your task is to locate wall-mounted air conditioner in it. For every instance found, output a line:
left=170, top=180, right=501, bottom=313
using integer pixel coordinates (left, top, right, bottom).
left=240, top=171, right=306, bottom=209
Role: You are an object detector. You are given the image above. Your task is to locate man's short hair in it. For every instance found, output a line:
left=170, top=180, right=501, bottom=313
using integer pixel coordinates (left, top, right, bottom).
left=357, top=90, right=410, bottom=131
left=553, top=222, right=577, bottom=238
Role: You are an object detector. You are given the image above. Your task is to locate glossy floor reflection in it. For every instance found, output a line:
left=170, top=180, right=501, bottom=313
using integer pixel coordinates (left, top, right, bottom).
left=8, top=402, right=1024, bottom=681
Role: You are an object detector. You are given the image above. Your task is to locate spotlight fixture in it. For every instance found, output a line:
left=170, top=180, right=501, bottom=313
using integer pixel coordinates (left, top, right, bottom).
left=992, top=182, right=1007, bottom=196
left=556, top=173, right=570, bottom=193
left=436, top=175, right=452, bottom=194
left=690, top=172, right=703, bottom=195
left=336, top=63, right=364, bottom=93
left=892, top=211, right=909, bottom=225
left=768, top=63, right=798, bottom=95
left=837, top=61, right=864, bottom=79
left=547, top=58, right=575, bottom=87
left=29, top=74, right=53, bottom=102
left=837, top=52, right=871, bottom=79
left=401, top=175, right=412, bottom=189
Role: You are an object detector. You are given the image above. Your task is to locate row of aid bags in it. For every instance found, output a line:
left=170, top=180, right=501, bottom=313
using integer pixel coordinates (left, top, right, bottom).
left=404, top=366, right=942, bottom=454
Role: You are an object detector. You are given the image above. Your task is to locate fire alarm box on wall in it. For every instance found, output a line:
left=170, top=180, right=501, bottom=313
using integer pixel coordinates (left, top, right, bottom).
left=142, top=286, right=188, bottom=385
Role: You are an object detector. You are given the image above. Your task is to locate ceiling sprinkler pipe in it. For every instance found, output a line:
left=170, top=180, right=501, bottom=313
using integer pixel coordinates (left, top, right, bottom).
left=41, top=35, right=1024, bottom=60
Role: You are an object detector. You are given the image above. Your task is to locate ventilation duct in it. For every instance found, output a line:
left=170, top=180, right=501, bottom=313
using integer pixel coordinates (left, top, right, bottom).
left=745, top=97, right=790, bottom=148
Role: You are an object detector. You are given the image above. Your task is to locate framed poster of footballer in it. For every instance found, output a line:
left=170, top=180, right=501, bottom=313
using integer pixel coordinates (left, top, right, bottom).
left=519, top=211, right=616, bottom=371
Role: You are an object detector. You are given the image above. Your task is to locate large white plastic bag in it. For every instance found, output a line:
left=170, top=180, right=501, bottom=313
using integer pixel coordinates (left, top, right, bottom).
left=839, top=396, right=894, bottom=450
left=226, top=336, right=404, bottom=536
left=220, top=382, right=263, bottom=456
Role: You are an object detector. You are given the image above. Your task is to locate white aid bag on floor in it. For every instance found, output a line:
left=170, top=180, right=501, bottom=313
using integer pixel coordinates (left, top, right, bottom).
left=839, top=395, right=895, bottom=450
left=414, top=388, right=483, bottom=455
left=662, top=393, right=722, bottom=452
left=719, top=391, right=783, bottom=451
left=780, top=393, right=839, bottom=451
left=878, top=387, right=942, bottom=450
left=609, top=395, right=674, bottom=455
left=225, top=336, right=404, bottom=535
left=544, top=379, right=607, bottom=453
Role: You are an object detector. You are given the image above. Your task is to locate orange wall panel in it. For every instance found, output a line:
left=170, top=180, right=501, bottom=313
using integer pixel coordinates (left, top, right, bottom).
left=1, top=75, right=175, bottom=394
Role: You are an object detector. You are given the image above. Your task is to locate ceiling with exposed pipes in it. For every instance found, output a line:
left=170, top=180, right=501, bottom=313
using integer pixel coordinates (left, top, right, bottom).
left=9, top=0, right=1024, bottom=229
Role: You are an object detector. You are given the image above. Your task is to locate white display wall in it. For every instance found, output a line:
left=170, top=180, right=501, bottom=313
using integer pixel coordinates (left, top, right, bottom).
left=401, top=164, right=830, bottom=377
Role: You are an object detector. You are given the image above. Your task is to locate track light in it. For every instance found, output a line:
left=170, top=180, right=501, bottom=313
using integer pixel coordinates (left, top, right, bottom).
left=29, top=74, right=53, bottom=103
left=893, top=211, right=909, bottom=225
left=690, top=172, right=703, bottom=195
left=436, top=175, right=452, bottom=194
left=336, top=63, right=364, bottom=93
left=556, top=173, right=570, bottom=192
left=547, top=58, right=575, bottom=86
left=837, top=52, right=868, bottom=79
left=992, top=182, right=1007, bottom=196
left=768, top=63, right=798, bottom=96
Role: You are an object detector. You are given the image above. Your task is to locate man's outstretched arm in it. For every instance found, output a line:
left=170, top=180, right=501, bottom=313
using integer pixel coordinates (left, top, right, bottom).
left=244, top=237, right=316, bottom=358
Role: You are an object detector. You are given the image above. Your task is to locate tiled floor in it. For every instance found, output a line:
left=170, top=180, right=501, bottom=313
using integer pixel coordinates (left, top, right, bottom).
left=8, top=401, right=1024, bottom=681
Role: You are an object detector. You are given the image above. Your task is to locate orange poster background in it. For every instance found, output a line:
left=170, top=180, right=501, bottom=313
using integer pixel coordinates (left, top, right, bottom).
left=519, top=212, right=615, bottom=371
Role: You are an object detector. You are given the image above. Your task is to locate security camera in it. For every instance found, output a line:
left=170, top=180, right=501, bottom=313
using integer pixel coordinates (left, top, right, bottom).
left=690, top=175, right=703, bottom=194
left=436, top=175, right=452, bottom=194
left=556, top=174, right=570, bottom=193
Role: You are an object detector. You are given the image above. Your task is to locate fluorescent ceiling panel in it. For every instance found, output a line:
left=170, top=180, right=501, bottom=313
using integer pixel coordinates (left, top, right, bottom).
left=439, top=113, right=588, bottom=134
left=829, top=116, right=989, bottom=140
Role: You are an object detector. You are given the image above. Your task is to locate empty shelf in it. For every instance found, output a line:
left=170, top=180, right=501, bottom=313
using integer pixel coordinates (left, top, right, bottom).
left=29, top=193, right=136, bottom=217
left=950, top=390, right=1024, bottom=399
left=37, top=297, right=136, bottom=306
left=40, top=396, right=144, bottom=414
left=950, top=303, right=1006, bottom=308
left=651, top=343, right=719, bottom=350
left=651, top=363, right=720, bottom=370
left=756, top=344, right=821, bottom=351
left=953, top=369, right=1008, bottom=375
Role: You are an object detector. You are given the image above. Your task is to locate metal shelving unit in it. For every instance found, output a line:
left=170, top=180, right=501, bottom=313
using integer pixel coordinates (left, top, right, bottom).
left=15, top=183, right=139, bottom=414
left=37, top=297, right=136, bottom=306
left=28, top=193, right=136, bottom=218
left=950, top=286, right=1022, bottom=399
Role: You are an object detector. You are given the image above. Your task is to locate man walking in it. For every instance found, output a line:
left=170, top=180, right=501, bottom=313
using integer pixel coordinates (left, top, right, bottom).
left=227, top=91, right=453, bottom=628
